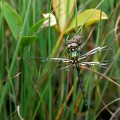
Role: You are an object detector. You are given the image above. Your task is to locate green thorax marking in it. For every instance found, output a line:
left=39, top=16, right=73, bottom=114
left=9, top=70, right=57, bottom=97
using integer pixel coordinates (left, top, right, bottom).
left=69, top=48, right=79, bottom=64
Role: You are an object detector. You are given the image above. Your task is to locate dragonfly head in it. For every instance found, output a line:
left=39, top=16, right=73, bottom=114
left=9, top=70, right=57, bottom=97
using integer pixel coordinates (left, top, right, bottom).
left=66, top=34, right=83, bottom=64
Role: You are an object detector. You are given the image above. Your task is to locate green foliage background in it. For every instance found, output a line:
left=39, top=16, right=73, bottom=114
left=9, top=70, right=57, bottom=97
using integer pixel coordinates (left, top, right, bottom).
left=0, top=0, right=120, bottom=120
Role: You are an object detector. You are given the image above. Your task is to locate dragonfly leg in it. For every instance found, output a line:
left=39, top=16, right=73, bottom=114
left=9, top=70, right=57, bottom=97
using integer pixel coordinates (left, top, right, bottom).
left=76, top=66, right=88, bottom=110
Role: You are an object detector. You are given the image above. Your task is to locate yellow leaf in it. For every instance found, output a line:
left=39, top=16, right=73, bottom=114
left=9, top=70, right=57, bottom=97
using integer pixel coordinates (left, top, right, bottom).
left=52, top=0, right=75, bottom=32
left=65, top=9, right=108, bottom=33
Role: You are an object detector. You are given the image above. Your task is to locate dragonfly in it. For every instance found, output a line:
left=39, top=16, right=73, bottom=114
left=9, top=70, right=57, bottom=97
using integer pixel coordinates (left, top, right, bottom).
left=43, top=34, right=108, bottom=110
left=20, top=33, right=119, bottom=111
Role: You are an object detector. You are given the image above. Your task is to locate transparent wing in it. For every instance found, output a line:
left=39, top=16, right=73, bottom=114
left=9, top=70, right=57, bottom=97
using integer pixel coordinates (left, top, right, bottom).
left=22, top=56, right=72, bottom=63
left=78, top=45, right=107, bottom=61
left=21, top=56, right=73, bottom=75
left=46, top=57, right=73, bottom=63
left=79, top=61, right=108, bottom=68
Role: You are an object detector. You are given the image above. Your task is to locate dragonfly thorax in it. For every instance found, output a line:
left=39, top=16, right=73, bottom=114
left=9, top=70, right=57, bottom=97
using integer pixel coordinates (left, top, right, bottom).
left=68, top=47, right=79, bottom=64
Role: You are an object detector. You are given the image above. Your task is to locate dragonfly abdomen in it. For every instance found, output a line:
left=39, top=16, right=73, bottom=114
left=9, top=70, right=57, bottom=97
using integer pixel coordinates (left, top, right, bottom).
left=76, top=67, right=88, bottom=110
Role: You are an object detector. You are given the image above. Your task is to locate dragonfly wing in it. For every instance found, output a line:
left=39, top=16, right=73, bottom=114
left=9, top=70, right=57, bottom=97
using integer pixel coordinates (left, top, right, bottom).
left=46, top=58, right=73, bottom=63
left=80, top=61, right=108, bottom=68
left=59, top=64, right=73, bottom=71
left=81, top=45, right=107, bottom=58
left=22, top=56, right=73, bottom=63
